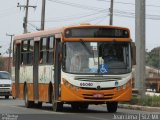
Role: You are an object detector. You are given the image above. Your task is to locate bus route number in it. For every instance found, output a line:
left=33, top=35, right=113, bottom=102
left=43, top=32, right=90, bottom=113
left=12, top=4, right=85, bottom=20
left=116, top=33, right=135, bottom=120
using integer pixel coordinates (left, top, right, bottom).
left=80, top=82, right=93, bottom=86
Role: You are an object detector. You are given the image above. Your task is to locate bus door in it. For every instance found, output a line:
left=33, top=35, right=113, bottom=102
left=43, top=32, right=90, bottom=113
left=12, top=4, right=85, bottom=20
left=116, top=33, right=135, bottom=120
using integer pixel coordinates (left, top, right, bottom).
left=15, top=43, right=21, bottom=98
left=33, top=39, right=40, bottom=101
left=53, top=35, right=62, bottom=101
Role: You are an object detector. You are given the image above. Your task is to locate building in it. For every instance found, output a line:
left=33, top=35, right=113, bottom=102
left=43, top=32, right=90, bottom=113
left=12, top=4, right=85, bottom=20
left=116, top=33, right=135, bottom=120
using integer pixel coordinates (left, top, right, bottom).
left=0, top=57, right=12, bottom=72
left=146, top=66, right=160, bottom=93
left=132, top=66, right=160, bottom=93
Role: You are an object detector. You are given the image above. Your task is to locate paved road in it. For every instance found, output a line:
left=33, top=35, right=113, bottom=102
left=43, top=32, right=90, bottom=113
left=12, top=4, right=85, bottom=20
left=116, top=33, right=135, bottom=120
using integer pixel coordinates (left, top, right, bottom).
left=0, top=97, right=160, bottom=120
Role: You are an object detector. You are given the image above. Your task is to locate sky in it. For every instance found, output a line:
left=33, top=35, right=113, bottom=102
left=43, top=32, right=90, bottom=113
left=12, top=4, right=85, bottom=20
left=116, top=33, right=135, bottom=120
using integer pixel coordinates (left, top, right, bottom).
left=0, top=0, right=160, bottom=56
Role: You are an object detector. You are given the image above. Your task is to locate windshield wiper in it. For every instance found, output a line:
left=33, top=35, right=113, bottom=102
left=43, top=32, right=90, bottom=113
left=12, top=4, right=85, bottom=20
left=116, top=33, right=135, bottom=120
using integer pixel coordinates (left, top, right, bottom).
left=80, top=39, right=92, bottom=55
left=80, top=39, right=96, bottom=64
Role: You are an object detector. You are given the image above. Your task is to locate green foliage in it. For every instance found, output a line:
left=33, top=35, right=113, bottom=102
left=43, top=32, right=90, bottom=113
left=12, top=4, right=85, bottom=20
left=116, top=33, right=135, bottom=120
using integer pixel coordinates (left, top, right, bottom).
left=129, top=95, right=160, bottom=107
left=0, top=58, right=4, bottom=70
left=129, top=96, right=139, bottom=105
left=146, top=47, right=160, bottom=68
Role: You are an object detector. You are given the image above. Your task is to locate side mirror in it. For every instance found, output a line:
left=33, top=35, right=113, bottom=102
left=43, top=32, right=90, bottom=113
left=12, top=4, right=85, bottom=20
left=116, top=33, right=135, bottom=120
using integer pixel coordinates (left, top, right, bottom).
left=131, top=42, right=136, bottom=65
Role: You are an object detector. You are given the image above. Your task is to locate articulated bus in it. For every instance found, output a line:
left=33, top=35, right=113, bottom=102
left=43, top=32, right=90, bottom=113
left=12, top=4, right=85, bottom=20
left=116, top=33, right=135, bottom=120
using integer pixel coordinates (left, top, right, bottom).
left=12, top=24, right=136, bottom=112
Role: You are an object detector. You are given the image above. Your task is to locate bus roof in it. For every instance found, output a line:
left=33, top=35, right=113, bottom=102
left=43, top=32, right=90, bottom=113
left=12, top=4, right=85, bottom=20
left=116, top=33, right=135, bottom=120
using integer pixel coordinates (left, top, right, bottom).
left=13, top=24, right=130, bottom=41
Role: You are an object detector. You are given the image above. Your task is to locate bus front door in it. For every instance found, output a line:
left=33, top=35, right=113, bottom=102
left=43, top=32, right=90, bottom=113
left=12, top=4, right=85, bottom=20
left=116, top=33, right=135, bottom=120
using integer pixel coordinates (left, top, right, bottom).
left=52, top=37, right=63, bottom=111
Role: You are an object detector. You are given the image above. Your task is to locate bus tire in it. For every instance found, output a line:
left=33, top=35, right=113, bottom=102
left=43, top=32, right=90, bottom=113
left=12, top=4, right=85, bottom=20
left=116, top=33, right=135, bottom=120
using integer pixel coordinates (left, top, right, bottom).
left=52, top=93, right=63, bottom=112
left=48, top=83, right=53, bottom=103
left=24, top=86, right=34, bottom=108
left=52, top=101, right=63, bottom=112
left=35, top=102, right=42, bottom=108
left=71, top=103, right=80, bottom=110
left=107, top=102, right=118, bottom=113
left=79, top=104, right=89, bottom=110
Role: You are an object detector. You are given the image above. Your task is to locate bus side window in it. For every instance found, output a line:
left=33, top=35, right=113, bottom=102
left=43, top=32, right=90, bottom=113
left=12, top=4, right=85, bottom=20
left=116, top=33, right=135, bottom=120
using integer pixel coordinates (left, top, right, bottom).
left=40, top=36, right=54, bottom=64
left=48, top=36, right=54, bottom=64
left=21, top=39, right=34, bottom=65
left=21, top=40, right=28, bottom=65
left=28, top=40, right=34, bottom=64
left=40, top=37, right=48, bottom=64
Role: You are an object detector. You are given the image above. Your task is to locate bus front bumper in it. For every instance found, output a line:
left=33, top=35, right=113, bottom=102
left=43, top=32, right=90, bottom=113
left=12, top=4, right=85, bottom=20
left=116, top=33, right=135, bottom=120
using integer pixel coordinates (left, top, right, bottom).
left=60, top=80, right=132, bottom=102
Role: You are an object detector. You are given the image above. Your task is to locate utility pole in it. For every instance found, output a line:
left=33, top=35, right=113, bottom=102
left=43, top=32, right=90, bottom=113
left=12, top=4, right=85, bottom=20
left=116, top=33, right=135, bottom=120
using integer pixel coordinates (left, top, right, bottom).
left=41, top=0, right=46, bottom=30
left=6, top=33, right=14, bottom=73
left=109, top=0, right=114, bottom=25
left=17, top=0, right=36, bottom=33
left=0, top=46, right=1, bottom=56
left=135, top=0, right=146, bottom=98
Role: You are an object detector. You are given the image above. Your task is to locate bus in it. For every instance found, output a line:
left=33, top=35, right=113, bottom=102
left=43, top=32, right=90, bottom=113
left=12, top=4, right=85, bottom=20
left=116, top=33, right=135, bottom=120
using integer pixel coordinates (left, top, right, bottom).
left=12, top=24, right=136, bottom=112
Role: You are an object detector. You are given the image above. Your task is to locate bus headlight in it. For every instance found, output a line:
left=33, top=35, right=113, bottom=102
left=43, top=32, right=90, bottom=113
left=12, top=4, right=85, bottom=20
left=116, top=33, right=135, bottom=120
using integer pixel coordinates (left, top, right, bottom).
left=63, top=78, right=79, bottom=92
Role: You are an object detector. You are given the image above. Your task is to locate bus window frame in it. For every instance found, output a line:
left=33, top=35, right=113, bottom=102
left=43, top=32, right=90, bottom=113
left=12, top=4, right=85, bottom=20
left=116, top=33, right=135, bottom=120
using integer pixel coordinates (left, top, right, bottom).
left=39, top=36, right=55, bottom=65
left=20, top=39, right=34, bottom=66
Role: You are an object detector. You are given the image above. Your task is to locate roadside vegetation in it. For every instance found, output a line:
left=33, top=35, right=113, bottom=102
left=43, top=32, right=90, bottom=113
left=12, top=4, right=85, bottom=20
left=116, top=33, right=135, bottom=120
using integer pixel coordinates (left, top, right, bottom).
left=146, top=47, right=160, bottom=68
left=122, top=95, right=160, bottom=107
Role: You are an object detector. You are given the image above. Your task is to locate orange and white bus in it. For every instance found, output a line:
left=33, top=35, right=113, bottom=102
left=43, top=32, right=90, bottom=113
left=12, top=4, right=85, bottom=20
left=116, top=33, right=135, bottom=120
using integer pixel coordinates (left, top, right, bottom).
left=12, top=24, right=136, bottom=112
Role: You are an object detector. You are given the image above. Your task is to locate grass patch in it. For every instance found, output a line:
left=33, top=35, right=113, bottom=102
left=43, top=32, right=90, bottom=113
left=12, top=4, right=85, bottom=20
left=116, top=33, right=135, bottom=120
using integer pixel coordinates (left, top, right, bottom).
left=121, top=95, right=160, bottom=107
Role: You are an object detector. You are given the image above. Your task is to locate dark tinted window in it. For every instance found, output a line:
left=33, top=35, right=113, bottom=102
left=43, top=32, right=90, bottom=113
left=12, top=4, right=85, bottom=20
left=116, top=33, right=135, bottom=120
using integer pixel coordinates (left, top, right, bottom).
left=65, top=28, right=129, bottom=38
left=21, top=39, right=34, bottom=65
left=40, top=36, right=54, bottom=64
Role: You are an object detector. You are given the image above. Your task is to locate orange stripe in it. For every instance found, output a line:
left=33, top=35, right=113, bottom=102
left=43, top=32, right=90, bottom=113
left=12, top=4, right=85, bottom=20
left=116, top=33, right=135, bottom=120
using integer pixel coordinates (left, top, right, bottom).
left=13, top=83, right=49, bottom=102
left=12, top=83, right=16, bottom=98
left=38, top=84, right=49, bottom=102
left=61, top=83, right=132, bottom=102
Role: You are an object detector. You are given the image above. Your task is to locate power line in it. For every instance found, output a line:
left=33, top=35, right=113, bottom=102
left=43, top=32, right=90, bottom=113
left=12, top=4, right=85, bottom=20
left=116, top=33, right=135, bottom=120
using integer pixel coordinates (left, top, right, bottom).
left=0, top=6, right=16, bottom=13
left=73, top=15, right=108, bottom=25
left=0, top=11, right=18, bottom=18
left=99, top=0, right=160, bottom=8
left=46, top=0, right=160, bottom=21
left=48, top=0, right=103, bottom=11
left=28, top=22, right=40, bottom=31
left=95, top=16, right=107, bottom=24
left=29, top=10, right=160, bottom=23
left=17, top=0, right=37, bottom=33
left=29, top=9, right=108, bottom=22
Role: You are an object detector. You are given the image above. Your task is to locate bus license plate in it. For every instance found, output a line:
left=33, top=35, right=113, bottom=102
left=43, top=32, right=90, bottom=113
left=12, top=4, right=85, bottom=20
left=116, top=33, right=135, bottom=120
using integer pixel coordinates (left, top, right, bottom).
left=93, top=94, right=104, bottom=98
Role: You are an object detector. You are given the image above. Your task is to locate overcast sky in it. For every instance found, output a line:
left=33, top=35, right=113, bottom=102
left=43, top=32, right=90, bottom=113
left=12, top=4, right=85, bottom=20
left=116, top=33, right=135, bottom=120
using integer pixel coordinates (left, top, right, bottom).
left=0, top=0, right=160, bottom=56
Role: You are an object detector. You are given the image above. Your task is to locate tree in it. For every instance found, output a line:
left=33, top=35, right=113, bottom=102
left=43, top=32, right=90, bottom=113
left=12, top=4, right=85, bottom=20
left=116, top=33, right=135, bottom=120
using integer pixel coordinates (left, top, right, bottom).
left=146, top=47, right=160, bottom=68
left=0, top=57, right=4, bottom=71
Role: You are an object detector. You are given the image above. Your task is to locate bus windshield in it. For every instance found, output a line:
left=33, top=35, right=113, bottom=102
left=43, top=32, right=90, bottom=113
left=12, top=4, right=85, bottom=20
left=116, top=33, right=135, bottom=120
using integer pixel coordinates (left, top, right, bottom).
left=63, top=41, right=131, bottom=74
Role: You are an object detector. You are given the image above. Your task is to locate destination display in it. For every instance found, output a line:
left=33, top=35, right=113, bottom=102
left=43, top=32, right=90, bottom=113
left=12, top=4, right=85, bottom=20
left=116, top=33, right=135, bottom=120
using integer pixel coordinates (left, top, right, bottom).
left=65, top=27, right=129, bottom=38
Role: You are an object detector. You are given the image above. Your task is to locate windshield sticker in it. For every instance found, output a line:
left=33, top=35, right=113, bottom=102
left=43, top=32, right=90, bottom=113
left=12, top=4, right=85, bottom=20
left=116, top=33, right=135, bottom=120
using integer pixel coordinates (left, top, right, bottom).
left=89, top=67, right=98, bottom=73
left=100, top=64, right=108, bottom=73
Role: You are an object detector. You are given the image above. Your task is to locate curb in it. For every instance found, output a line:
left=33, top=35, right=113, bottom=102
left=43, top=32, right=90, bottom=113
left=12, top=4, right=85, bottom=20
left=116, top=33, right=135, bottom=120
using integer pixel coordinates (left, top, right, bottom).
left=118, top=104, right=160, bottom=112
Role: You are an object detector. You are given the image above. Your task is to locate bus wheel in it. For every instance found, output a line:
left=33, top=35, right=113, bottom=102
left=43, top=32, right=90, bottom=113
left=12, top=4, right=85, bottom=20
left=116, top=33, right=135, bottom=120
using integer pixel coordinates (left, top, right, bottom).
left=24, top=86, right=34, bottom=108
left=35, top=102, right=42, bottom=108
left=79, top=103, right=89, bottom=110
left=107, top=102, right=118, bottom=113
left=71, top=103, right=80, bottom=110
left=52, top=101, right=63, bottom=112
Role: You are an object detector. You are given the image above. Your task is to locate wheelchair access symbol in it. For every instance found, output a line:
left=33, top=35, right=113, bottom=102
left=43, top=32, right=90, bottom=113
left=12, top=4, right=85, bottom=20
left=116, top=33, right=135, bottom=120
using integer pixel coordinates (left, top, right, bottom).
left=100, top=64, right=108, bottom=73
